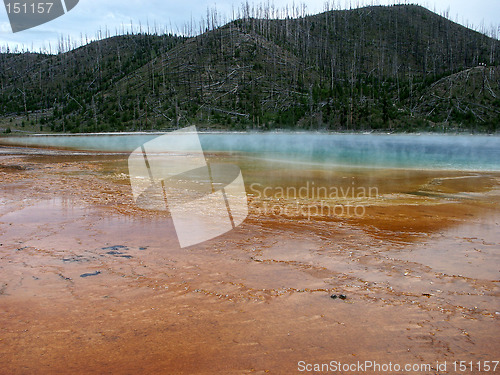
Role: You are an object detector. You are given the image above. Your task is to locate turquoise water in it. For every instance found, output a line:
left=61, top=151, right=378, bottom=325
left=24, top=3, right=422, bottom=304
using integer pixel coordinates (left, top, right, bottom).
left=1, top=132, right=499, bottom=171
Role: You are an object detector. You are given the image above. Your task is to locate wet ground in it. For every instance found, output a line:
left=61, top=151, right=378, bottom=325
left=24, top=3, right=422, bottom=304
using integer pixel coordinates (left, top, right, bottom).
left=0, top=146, right=499, bottom=374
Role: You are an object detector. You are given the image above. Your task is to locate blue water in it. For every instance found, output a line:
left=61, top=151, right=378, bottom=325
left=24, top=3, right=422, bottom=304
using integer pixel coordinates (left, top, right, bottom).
left=1, top=132, right=499, bottom=171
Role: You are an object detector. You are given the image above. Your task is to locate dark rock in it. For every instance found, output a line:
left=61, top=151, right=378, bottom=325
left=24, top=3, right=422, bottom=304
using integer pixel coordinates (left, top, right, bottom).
left=80, top=271, right=101, bottom=278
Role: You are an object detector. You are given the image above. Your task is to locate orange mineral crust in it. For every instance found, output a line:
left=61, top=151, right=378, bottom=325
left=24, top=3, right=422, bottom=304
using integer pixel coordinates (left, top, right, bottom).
left=0, top=147, right=499, bottom=374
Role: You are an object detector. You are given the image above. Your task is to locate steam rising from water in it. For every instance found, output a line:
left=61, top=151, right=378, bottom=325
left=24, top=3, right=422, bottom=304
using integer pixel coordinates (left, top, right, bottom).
left=1, top=132, right=499, bottom=171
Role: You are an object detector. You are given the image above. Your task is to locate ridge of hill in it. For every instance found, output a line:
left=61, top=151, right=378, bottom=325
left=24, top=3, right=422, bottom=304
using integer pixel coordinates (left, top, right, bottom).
left=1, top=4, right=499, bottom=133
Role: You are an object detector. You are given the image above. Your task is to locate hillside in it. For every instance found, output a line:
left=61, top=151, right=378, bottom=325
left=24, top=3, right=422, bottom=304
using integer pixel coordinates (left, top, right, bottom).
left=0, top=33, right=184, bottom=132
left=1, top=4, right=499, bottom=133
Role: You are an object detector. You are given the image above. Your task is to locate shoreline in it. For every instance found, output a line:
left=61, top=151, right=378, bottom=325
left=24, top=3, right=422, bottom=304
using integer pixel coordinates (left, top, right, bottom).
left=2, top=129, right=500, bottom=137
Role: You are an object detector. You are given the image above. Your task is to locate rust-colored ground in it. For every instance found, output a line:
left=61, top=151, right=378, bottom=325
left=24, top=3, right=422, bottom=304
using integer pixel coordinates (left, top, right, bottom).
left=0, top=147, right=499, bottom=374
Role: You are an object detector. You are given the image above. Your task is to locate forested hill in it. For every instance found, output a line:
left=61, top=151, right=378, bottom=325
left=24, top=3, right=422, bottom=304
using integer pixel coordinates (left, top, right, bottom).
left=1, top=4, right=499, bottom=134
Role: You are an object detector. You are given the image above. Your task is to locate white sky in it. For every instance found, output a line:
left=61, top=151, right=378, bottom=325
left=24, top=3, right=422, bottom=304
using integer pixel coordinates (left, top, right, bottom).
left=0, top=0, right=499, bottom=53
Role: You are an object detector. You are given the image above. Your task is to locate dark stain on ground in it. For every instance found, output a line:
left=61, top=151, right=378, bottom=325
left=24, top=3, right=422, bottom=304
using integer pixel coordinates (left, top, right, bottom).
left=103, top=245, right=134, bottom=259
left=80, top=271, right=101, bottom=278
left=62, top=256, right=89, bottom=263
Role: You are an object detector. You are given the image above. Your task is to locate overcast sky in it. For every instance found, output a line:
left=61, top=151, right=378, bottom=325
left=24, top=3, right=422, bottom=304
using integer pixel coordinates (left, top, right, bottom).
left=1, top=0, right=499, bottom=53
